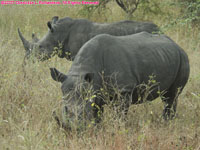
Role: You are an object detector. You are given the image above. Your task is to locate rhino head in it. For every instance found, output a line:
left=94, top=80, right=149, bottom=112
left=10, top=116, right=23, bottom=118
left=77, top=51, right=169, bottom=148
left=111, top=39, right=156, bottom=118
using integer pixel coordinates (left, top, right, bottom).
left=18, top=16, right=72, bottom=61
left=50, top=68, right=100, bottom=130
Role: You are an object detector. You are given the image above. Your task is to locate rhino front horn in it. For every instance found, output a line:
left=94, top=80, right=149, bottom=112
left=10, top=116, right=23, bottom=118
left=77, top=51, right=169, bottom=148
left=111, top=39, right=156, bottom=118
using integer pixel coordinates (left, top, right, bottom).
left=18, top=28, right=31, bottom=52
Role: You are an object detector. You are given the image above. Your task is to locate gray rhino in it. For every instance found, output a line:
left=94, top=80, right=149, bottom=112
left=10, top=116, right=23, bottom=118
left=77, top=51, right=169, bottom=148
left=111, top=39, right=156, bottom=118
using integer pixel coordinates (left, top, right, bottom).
left=18, top=16, right=159, bottom=61
left=50, top=32, right=190, bottom=129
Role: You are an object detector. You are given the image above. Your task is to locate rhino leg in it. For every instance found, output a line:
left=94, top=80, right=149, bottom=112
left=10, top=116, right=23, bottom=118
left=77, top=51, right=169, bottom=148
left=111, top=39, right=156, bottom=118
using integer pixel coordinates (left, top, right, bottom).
left=121, top=94, right=131, bottom=116
left=162, top=71, right=189, bottom=120
left=114, top=93, right=131, bottom=119
left=162, top=87, right=182, bottom=120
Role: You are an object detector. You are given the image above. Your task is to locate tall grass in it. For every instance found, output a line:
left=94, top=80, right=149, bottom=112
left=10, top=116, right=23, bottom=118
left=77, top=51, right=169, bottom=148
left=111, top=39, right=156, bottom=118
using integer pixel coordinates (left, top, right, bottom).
left=0, top=1, right=200, bottom=150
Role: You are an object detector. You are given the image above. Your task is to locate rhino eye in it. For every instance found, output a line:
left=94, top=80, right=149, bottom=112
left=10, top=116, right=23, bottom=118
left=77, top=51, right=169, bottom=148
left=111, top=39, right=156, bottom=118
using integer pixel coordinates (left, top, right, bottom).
left=39, top=45, right=42, bottom=48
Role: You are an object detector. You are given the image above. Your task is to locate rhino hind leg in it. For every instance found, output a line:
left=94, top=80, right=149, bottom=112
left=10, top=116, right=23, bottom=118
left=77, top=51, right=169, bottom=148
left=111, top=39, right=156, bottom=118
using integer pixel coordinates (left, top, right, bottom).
left=161, top=86, right=183, bottom=120
left=162, top=69, right=189, bottom=120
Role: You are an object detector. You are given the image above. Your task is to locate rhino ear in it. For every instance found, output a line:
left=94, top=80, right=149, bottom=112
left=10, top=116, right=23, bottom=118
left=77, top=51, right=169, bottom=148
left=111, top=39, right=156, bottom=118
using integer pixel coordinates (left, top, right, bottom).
left=52, top=16, right=59, bottom=24
left=84, top=73, right=94, bottom=83
left=47, top=21, right=54, bottom=32
left=50, top=68, right=67, bottom=83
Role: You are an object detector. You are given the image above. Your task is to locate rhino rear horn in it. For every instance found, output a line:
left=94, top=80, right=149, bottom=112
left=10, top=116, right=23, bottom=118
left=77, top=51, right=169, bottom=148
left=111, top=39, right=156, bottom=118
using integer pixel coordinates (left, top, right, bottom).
left=32, top=33, right=39, bottom=43
left=52, top=16, right=59, bottom=24
left=18, top=28, right=32, bottom=52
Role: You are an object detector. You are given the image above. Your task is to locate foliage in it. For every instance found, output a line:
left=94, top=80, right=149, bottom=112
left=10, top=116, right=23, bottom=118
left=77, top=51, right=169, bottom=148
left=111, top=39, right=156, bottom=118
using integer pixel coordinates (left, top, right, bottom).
left=78, top=0, right=164, bottom=20
left=78, top=0, right=111, bottom=19
left=115, top=0, right=141, bottom=19
left=138, top=0, right=164, bottom=16
left=170, top=0, right=200, bottom=25
left=182, top=0, right=200, bottom=24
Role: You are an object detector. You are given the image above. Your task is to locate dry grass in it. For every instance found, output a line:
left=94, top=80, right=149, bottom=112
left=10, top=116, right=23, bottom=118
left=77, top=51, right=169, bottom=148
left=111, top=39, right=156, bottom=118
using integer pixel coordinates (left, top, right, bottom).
left=0, top=1, right=200, bottom=150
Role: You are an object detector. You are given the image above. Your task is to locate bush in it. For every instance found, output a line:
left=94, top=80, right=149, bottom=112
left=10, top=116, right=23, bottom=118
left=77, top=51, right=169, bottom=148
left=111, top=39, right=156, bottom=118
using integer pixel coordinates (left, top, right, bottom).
left=177, top=0, right=200, bottom=25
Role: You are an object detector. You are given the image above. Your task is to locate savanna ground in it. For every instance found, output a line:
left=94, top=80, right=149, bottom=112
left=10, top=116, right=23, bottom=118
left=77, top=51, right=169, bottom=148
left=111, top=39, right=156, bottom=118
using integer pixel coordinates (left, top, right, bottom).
left=0, top=1, right=200, bottom=150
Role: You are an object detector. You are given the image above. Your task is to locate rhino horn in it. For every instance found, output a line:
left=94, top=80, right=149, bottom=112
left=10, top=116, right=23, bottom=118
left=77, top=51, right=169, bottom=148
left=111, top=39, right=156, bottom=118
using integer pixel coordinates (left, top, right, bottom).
left=18, top=28, right=32, bottom=51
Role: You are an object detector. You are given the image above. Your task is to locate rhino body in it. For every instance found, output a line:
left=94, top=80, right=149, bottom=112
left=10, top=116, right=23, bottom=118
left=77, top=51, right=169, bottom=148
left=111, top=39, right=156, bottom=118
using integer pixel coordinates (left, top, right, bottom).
left=50, top=32, right=190, bottom=128
left=18, top=16, right=159, bottom=60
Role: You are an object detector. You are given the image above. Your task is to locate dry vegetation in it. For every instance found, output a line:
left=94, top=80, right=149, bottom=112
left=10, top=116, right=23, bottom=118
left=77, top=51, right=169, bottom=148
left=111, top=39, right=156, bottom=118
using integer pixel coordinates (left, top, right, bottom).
left=0, top=1, right=200, bottom=150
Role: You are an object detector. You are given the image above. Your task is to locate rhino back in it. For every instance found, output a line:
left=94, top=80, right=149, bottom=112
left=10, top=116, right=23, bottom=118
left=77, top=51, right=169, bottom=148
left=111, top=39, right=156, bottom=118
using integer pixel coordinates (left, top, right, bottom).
left=69, top=32, right=186, bottom=92
left=102, top=33, right=182, bottom=91
left=67, top=19, right=159, bottom=59
left=68, top=35, right=104, bottom=75
left=67, top=19, right=94, bottom=57
left=91, top=20, right=159, bottom=37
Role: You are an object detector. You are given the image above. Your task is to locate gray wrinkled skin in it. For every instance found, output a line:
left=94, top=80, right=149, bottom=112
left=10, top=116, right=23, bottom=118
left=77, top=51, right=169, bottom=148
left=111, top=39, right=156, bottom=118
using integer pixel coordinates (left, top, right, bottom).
left=18, top=16, right=159, bottom=61
left=50, top=32, right=190, bottom=128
